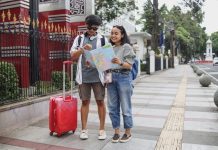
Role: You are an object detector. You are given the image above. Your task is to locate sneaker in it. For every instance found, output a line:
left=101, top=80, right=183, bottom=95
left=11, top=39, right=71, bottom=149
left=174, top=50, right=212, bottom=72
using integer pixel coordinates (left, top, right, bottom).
left=98, top=130, right=107, bottom=140
left=80, top=129, right=88, bottom=140
left=111, top=134, right=120, bottom=143
left=119, top=134, right=132, bottom=143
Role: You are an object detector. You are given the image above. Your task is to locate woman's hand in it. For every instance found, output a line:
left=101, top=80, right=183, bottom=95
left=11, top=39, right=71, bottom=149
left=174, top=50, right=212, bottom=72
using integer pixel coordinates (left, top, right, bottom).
left=83, top=44, right=92, bottom=50
left=112, top=57, right=122, bottom=65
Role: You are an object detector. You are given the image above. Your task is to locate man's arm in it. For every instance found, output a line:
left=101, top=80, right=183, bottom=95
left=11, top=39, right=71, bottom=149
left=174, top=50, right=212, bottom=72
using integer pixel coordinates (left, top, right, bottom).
left=70, top=36, right=84, bottom=61
left=71, top=48, right=84, bottom=61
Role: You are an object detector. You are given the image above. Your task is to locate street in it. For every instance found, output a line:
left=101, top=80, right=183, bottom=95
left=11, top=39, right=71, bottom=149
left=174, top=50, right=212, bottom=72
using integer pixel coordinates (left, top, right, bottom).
left=193, top=63, right=218, bottom=80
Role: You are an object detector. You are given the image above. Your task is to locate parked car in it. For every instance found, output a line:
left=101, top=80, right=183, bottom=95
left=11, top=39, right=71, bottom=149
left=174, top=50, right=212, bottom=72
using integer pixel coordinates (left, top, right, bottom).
left=213, top=57, right=218, bottom=66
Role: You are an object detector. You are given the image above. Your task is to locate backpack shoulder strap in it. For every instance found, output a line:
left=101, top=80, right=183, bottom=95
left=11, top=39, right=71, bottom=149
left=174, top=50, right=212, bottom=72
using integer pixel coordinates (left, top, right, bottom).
left=101, top=35, right=105, bottom=46
left=77, top=36, right=82, bottom=48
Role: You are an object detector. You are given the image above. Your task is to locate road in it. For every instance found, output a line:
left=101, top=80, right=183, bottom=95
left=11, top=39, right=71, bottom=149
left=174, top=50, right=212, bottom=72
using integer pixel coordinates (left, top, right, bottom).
left=195, top=63, right=218, bottom=79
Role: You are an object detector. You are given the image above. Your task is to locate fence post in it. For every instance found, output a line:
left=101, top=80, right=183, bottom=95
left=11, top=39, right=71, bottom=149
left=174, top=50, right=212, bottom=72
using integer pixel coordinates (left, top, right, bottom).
left=160, top=54, right=163, bottom=70
left=165, top=56, right=168, bottom=69
left=150, top=50, right=155, bottom=73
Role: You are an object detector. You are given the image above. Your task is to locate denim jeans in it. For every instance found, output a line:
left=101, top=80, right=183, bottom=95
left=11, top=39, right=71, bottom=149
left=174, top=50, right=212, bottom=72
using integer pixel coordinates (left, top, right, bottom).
left=107, top=72, right=133, bottom=129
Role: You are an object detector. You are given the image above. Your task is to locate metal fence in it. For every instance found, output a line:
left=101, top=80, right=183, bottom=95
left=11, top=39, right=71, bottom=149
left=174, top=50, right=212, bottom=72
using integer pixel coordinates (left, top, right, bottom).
left=155, top=56, right=161, bottom=71
left=0, top=23, right=75, bottom=105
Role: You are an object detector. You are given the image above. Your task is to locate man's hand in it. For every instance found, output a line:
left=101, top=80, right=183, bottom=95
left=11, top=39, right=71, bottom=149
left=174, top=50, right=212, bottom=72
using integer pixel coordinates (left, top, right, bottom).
left=83, top=44, right=92, bottom=50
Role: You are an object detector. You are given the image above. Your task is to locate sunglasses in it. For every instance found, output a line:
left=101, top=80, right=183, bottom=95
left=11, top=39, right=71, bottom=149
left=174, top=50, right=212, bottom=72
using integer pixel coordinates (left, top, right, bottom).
left=87, top=26, right=98, bottom=31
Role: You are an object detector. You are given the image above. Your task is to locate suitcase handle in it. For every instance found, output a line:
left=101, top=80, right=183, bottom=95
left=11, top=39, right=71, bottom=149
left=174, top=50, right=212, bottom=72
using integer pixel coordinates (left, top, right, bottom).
left=63, top=61, right=73, bottom=101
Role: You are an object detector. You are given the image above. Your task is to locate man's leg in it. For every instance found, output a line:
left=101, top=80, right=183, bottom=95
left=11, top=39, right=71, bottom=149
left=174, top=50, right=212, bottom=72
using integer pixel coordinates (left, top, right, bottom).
left=92, top=82, right=106, bottom=139
left=81, top=100, right=90, bottom=130
left=78, top=84, right=91, bottom=140
left=96, top=100, right=106, bottom=130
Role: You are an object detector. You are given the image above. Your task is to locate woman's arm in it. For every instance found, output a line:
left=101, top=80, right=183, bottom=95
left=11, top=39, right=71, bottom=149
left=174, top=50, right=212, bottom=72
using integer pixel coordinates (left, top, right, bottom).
left=112, top=57, right=132, bottom=69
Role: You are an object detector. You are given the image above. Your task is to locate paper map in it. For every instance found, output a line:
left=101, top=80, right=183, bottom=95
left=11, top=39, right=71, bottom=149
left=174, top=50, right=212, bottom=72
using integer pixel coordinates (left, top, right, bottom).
left=84, top=44, right=118, bottom=72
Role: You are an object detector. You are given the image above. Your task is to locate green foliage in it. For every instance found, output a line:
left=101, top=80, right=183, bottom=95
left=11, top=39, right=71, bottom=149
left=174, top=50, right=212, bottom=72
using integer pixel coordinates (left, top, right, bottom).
left=181, top=0, right=205, bottom=23
left=35, top=81, right=53, bottom=95
left=51, top=71, right=70, bottom=90
left=95, top=0, right=138, bottom=22
left=0, top=62, right=19, bottom=101
left=211, top=32, right=218, bottom=56
left=139, top=0, right=153, bottom=33
left=138, top=0, right=206, bottom=62
left=140, top=63, right=147, bottom=72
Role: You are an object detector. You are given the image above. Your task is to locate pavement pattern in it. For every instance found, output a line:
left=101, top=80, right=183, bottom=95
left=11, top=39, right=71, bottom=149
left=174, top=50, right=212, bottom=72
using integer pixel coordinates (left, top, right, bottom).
left=0, top=65, right=218, bottom=150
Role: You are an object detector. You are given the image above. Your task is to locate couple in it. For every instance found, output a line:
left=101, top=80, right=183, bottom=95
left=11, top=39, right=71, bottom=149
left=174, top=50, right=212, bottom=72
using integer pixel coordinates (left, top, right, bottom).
left=70, top=15, right=135, bottom=143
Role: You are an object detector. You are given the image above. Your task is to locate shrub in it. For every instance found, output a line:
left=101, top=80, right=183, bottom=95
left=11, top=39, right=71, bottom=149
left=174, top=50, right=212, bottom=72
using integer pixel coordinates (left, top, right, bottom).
left=51, top=71, right=70, bottom=90
left=35, top=81, right=53, bottom=95
left=141, top=63, right=147, bottom=72
left=0, top=62, right=19, bottom=101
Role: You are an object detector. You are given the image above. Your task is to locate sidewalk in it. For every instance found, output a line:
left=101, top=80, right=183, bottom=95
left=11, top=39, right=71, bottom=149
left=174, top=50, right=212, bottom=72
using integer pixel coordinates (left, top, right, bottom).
left=0, top=65, right=218, bottom=150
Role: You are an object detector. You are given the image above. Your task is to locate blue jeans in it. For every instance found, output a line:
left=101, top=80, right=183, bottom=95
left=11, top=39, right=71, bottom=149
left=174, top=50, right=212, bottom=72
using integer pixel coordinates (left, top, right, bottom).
left=107, top=72, right=133, bottom=129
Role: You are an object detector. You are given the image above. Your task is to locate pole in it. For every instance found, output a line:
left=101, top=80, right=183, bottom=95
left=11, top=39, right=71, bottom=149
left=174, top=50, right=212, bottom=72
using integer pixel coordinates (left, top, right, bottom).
left=170, top=30, right=175, bottom=68
left=29, top=0, right=39, bottom=85
left=152, top=0, right=159, bottom=51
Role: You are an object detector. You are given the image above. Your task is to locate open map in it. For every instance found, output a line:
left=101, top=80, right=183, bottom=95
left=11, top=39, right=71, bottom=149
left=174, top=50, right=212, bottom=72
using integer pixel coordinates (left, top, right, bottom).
left=84, top=44, right=118, bottom=72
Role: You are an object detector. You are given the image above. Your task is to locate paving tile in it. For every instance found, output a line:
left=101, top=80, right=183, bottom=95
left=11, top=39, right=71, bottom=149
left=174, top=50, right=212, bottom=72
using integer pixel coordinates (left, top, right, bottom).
left=185, top=111, right=218, bottom=120
left=102, top=139, right=156, bottom=150
left=0, top=144, right=33, bottom=150
left=183, top=143, right=218, bottom=150
left=183, top=130, right=218, bottom=146
left=184, top=121, right=218, bottom=133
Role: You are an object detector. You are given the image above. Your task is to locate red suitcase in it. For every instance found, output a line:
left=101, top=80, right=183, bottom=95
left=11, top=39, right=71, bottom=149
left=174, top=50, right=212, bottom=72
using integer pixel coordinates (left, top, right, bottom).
left=49, top=61, right=77, bottom=137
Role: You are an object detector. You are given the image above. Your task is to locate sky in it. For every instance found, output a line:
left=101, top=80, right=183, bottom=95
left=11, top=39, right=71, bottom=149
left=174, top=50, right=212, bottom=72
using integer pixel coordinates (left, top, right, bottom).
left=157, top=0, right=218, bottom=35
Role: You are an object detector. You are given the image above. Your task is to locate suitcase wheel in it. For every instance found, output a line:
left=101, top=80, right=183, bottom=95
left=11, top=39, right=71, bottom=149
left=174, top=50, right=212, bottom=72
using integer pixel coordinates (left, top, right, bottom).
left=50, top=132, right=53, bottom=136
left=72, top=130, right=75, bottom=134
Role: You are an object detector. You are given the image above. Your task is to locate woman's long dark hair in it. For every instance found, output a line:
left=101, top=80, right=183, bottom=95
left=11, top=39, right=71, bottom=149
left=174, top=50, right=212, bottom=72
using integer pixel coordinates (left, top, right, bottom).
left=110, top=25, right=130, bottom=45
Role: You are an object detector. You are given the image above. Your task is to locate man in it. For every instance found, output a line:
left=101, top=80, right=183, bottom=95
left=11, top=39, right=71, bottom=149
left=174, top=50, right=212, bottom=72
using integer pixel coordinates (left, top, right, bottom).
left=70, top=15, right=108, bottom=140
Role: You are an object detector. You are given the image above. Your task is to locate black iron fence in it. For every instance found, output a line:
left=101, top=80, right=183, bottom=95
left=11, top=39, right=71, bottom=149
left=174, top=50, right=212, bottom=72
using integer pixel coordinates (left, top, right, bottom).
left=0, top=23, right=76, bottom=105
left=155, top=56, right=161, bottom=71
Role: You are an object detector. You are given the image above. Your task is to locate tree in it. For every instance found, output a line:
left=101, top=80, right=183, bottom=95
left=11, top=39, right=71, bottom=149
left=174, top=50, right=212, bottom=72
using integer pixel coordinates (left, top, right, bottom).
left=181, top=0, right=205, bottom=23
left=139, top=0, right=153, bottom=33
left=95, top=0, right=137, bottom=22
left=211, top=32, right=218, bottom=56
left=137, top=0, right=206, bottom=61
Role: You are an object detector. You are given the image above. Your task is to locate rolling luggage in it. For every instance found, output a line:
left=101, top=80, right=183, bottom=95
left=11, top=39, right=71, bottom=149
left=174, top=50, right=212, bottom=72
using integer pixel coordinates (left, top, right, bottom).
left=49, top=61, right=77, bottom=137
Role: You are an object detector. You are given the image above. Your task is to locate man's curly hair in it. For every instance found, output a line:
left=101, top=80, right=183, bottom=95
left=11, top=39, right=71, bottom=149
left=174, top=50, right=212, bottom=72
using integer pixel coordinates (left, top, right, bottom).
left=85, top=15, right=102, bottom=26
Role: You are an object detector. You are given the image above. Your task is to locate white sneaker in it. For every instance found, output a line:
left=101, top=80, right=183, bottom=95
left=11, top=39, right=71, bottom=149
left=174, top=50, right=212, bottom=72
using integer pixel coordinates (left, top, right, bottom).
left=80, top=129, right=88, bottom=140
left=98, top=130, right=107, bottom=140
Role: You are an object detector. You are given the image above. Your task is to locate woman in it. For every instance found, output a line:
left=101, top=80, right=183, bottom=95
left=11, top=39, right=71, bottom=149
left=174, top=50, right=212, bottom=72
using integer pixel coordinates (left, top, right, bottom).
left=107, top=25, right=135, bottom=143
